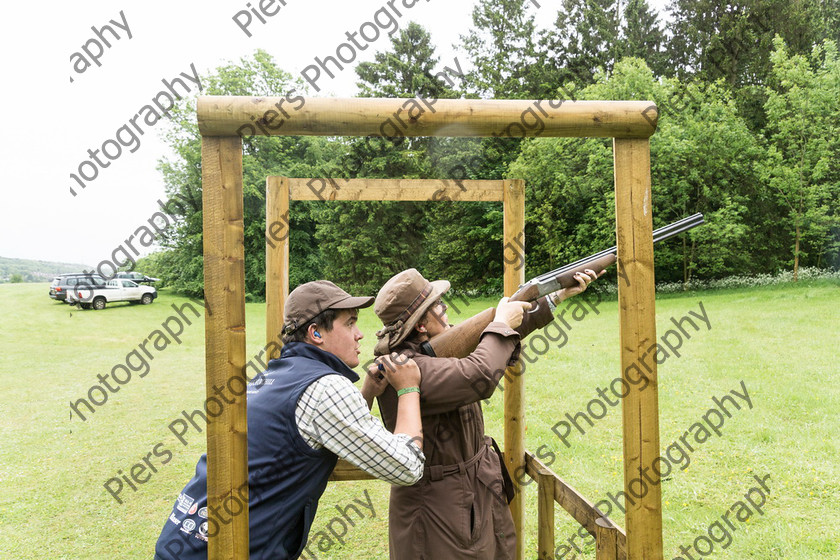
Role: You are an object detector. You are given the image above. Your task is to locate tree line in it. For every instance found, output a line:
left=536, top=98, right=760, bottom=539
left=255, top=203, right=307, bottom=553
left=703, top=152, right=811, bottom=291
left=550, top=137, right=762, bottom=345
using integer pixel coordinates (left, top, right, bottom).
left=140, top=0, right=840, bottom=298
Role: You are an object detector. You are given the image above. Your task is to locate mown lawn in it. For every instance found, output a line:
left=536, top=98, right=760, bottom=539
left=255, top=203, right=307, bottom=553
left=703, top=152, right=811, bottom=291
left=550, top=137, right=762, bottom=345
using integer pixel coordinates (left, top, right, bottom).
left=0, top=279, right=837, bottom=559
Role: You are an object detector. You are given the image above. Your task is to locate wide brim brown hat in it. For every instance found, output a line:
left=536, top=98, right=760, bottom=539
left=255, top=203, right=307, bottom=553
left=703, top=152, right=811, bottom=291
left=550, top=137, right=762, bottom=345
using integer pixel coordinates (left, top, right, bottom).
left=283, top=280, right=373, bottom=335
left=373, top=269, right=450, bottom=355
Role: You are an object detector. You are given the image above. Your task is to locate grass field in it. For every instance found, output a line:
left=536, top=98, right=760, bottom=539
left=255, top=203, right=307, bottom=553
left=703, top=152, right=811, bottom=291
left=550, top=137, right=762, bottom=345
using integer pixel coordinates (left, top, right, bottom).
left=0, top=279, right=838, bottom=559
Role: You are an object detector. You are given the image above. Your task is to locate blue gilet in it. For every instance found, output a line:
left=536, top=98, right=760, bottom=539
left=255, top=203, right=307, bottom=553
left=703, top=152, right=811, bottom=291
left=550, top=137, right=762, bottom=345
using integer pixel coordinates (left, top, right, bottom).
left=154, top=342, right=359, bottom=560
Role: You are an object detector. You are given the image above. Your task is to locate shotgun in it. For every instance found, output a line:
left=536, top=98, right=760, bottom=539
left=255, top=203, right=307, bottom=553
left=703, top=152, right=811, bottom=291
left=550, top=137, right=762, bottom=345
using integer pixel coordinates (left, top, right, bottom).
left=420, top=213, right=705, bottom=358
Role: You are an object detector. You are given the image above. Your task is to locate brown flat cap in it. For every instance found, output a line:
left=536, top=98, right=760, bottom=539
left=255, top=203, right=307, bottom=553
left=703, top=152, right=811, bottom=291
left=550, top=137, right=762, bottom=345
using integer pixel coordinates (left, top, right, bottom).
left=283, top=280, right=373, bottom=335
left=374, top=269, right=450, bottom=355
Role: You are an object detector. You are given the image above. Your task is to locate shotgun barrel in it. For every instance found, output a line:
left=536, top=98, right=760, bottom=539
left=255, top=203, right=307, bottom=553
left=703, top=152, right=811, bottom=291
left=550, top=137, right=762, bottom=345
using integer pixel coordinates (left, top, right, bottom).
left=510, top=212, right=705, bottom=302
left=422, top=213, right=705, bottom=358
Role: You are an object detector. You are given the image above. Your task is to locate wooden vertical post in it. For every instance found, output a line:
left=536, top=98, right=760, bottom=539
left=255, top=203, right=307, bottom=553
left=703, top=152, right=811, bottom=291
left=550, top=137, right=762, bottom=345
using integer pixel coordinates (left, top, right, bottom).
left=202, top=136, right=249, bottom=560
left=266, top=176, right=290, bottom=359
left=613, top=138, right=663, bottom=560
left=596, top=518, right=620, bottom=560
left=537, top=470, right=555, bottom=560
left=502, top=178, right=526, bottom=560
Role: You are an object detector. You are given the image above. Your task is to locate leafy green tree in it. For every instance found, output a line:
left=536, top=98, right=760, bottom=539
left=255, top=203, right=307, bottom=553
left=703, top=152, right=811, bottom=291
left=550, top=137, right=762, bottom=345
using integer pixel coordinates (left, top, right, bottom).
left=156, top=50, right=322, bottom=298
left=307, top=134, right=432, bottom=293
left=645, top=80, right=769, bottom=281
left=541, top=0, right=622, bottom=87
left=759, top=38, right=840, bottom=279
left=9, top=273, right=23, bottom=283
left=420, top=137, right=512, bottom=294
left=664, top=0, right=827, bottom=128
left=510, top=58, right=767, bottom=283
left=623, top=0, right=668, bottom=76
left=133, top=252, right=168, bottom=288
left=536, top=0, right=664, bottom=92
left=356, top=22, right=453, bottom=99
left=459, top=0, right=541, bottom=98
left=809, top=0, right=840, bottom=46
left=666, top=0, right=810, bottom=84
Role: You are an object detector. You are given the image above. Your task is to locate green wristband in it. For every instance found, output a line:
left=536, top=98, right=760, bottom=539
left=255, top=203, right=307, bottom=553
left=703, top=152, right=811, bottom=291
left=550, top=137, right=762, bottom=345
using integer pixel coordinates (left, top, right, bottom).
left=397, top=386, right=420, bottom=397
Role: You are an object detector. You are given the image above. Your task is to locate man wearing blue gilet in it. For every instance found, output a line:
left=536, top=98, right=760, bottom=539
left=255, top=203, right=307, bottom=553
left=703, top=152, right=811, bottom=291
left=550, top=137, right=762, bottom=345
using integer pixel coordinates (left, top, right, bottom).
left=154, top=280, right=425, bottom=559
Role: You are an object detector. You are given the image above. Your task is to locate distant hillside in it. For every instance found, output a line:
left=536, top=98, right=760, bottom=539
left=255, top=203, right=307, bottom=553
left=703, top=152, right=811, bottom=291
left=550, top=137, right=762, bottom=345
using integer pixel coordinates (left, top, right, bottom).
left=0, top=256, right=92, bottom=283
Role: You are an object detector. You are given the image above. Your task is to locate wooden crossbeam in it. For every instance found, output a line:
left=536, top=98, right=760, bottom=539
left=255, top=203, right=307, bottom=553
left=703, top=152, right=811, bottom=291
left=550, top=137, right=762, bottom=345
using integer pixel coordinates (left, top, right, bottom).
left=287, top=178, right=504, bottom=202
left=198, top=97, right=657, bottom=139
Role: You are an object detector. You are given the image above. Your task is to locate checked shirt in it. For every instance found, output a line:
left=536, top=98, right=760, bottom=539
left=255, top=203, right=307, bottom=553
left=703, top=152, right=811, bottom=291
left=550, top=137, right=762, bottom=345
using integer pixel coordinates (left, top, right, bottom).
left=296, top=374, right=424, bottom=485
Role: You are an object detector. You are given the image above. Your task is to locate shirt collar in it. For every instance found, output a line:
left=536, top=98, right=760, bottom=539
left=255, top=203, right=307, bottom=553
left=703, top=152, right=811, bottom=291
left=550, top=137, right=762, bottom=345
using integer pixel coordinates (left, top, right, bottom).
left=280, top=342, right=360, bottom=382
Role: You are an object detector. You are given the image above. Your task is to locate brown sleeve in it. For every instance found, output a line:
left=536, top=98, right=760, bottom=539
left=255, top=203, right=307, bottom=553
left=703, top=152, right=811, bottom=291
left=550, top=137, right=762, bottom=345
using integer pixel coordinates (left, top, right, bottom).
left=515, top=296, right=555, bottom=339
left=410, top=321, right=521, bottom=416
left=377, top=386, right=399, bottom=432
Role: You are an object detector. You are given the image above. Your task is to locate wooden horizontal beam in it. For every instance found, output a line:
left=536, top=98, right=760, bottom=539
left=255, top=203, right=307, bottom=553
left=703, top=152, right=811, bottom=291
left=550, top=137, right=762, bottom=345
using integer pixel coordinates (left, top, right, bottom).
left=198, top=97, right=658, bottom=139
left=328, top=459, right=376, bottom=481
left=286, top=178, right=505, bottom=201
left=524, top=451, right=627, bottom=559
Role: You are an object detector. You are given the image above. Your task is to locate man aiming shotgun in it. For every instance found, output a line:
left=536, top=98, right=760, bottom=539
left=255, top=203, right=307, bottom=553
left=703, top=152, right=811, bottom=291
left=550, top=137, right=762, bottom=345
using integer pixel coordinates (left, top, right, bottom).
left=371, top=212, right=704, bottom=559
left=371, top=267, right=599, bottom=559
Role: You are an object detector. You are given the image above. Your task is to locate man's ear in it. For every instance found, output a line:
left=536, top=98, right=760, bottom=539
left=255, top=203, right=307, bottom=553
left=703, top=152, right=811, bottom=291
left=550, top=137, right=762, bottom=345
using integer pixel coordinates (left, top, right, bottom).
left=306, top=324, right=324, bottom=345
left=415, top=321, right=427, bottom=334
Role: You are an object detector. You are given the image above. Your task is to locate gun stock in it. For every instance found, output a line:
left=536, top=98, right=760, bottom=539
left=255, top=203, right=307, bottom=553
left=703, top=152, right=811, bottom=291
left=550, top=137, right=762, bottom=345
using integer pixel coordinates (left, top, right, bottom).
left=422, top=307, right=496, bottom=358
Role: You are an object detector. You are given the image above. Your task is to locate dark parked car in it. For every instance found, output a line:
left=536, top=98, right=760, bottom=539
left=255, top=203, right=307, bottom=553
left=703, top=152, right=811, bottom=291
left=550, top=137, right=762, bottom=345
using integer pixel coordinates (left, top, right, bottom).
left=114, top=271, right=160, bottom=284
left=49, top=273, right=107, bottom=302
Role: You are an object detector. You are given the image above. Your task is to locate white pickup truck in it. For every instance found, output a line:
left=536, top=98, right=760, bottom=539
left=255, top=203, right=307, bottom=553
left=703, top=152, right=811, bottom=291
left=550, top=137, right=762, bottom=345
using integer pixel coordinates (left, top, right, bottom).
left=67, top=279, right=157, bottom=310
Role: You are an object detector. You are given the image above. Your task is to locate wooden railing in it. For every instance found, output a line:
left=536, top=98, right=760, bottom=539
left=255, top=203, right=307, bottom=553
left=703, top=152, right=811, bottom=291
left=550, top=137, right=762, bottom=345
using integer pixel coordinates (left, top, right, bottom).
left=328, top=453, right=625, bottom=559
left=524, top=451, right=625, bottom=560
left=328, top=459, right=376, bottom=481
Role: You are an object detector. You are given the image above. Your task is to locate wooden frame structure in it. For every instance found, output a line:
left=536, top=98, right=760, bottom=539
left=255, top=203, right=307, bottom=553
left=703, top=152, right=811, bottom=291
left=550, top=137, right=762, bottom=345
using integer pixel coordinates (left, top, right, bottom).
left=265, top=176, right=534, bottom=534
left=198, top=97, right=662, bottom=560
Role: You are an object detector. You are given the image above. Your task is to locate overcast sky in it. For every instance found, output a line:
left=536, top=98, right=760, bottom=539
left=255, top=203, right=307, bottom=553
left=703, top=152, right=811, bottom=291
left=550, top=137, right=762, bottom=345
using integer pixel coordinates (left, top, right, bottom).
left=0, top=0, right=669, bottom=269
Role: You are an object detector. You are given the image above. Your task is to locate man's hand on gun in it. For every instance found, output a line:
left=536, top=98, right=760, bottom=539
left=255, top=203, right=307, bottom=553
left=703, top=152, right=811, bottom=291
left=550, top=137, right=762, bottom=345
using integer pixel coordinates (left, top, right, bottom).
left=548, top=268, right=604, bottom=306
left=493, top=298, right=533, bottom=329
